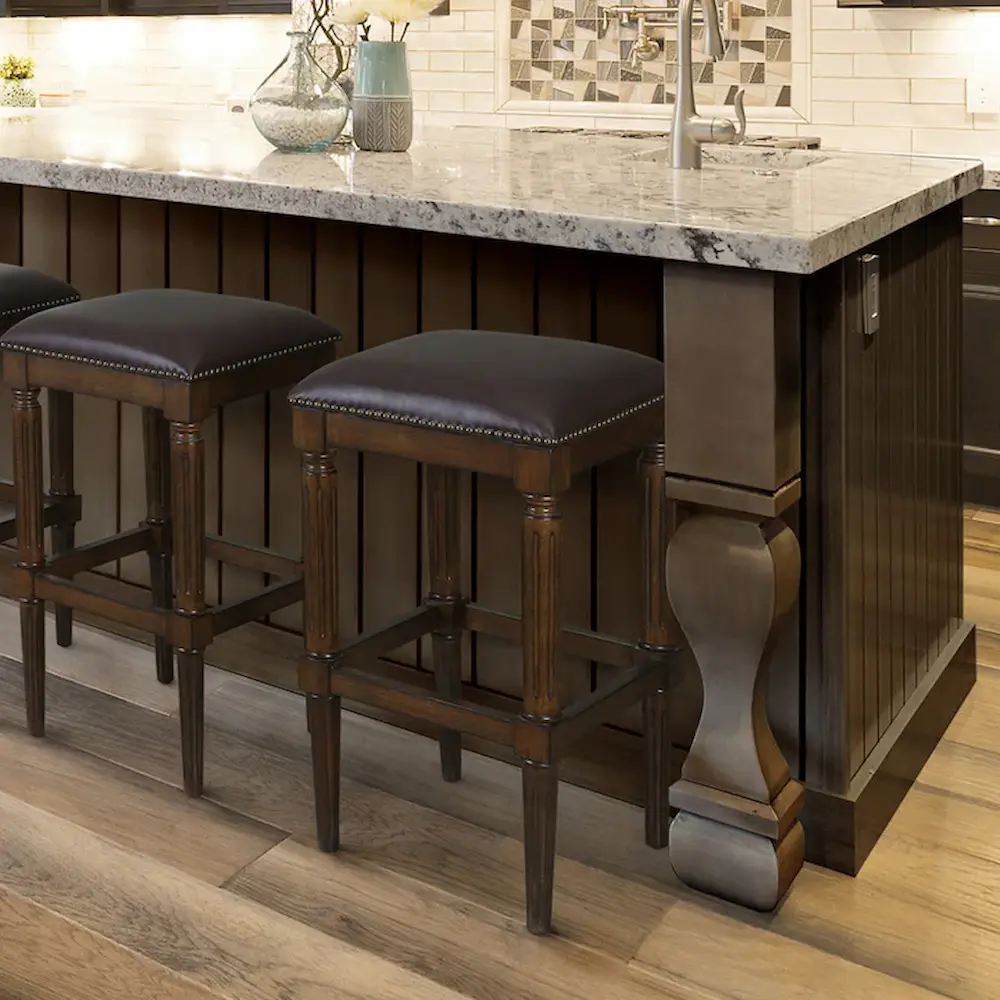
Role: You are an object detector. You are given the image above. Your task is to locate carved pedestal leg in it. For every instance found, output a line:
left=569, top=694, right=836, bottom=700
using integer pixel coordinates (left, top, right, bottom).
left=302, top=450, right=341, bottom=853
left=521, top=492, right=562, bottom=936
left=13, top=387, right=45, bottom=737
left=48, top=389, right=75, bottom=649
left=144, top=408, right=174, bottom=685
left=666, top=512, right=804, bottom=911
left=171, top=421, right=206, bottom=798
left=426, top=465, right=463, bottom=782
left=639, top=444, right=673, bottom=851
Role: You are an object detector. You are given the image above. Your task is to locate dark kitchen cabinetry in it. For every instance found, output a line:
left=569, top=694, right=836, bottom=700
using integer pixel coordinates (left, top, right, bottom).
left=7, top=0, right=289, bottom=16
left=963, top=191, right=1000, bottom=507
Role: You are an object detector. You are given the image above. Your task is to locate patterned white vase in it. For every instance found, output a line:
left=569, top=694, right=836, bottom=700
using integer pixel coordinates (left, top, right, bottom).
left=352, top=40, right=413, bottom=153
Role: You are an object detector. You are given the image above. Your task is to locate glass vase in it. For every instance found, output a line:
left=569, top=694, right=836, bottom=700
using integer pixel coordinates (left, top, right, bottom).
left=352, top=40, right=413, bottom=153
left=250, top=31, right=349, bottom=153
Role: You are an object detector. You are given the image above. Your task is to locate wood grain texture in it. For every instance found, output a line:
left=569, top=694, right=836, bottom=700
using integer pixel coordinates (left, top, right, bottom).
left=0, top=886, right=218, bottom=1000
left=635, top=898, right=945, bottom=1000
left=229, top=839, right=685, bottom=1000
left=0, top=792, right=469, bottom=1000
left=0, top=721, right=284, bottom=885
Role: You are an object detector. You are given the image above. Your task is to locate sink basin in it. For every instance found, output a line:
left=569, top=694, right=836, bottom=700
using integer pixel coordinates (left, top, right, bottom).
left=631, top=144, right=829, bottom=172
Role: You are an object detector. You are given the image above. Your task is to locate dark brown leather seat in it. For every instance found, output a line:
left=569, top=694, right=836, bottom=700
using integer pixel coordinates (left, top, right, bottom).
left=2, top=288, right=338, bottom=380
left=0, top=263, right=79, bottom=334
left=289, top=330, right=664, bottom=445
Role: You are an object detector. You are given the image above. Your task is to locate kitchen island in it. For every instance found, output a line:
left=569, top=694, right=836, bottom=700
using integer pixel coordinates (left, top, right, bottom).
left=0, top=106, right=981, bottom=909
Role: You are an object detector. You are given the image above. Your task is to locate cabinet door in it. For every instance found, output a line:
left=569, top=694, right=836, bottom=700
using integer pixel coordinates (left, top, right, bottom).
left=964, top=285, right=1000, bottom=507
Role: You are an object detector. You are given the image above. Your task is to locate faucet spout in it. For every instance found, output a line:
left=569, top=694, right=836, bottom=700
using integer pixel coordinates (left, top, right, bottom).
left=670, top=0, right=744, bottom=169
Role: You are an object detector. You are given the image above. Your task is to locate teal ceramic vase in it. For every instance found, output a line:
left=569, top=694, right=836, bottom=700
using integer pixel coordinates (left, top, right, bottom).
left=352, top=40, right=413, bottom=153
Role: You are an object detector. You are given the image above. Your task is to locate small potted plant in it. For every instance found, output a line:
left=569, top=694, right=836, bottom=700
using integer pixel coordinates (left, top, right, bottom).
left=0, top=55, right=37, bottom=109
left=330, top=0, right=440, bottom=152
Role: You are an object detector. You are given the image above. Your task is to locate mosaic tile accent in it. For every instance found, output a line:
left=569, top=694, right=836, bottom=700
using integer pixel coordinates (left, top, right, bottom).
left=508, top=0, right=793, bottom=107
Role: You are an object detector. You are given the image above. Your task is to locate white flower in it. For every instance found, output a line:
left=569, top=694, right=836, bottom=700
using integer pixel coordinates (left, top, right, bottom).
left=367, top=0, right=439, bottom=22
left=329, top=0, right=370, bottom=24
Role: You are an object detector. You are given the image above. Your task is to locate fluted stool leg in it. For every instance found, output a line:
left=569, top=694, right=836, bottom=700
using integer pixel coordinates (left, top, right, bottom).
left=13, top=387, right=46, bottom=736
left=144, top=407, right=174, bottom=685
left=427, top=465, right=463, bottom=782
left=302, top=450, right=341, bottom=852
left=639, top=443, right=673, bottom=850
left=521, top=492, right=562, bottom=936
left=48, top=389, right=75, bottom=649
left=171, top=420, right=206, bottom=797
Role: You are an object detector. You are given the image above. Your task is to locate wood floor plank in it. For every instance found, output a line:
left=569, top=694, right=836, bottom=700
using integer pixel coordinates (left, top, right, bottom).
left=769, top=865, right=1000, bottom=1000
left=973, top=628, right=1000, bottom=671
left=0, top=721, right=285, bottom=886
left=209, top=673, right=679, bottom=891
left=229, top=839, right=685, bottom=1000
left=0, top=664, right=670, bottom=959
left=0, top=792, right=469, bottom=1000
left=634, top=896, right=945, bottom=1000
left=0, top=887, right=218, bottom=1000
left=915, top=738, right=1000, bottom=809
left=885, top=785, right=1000, bottom=869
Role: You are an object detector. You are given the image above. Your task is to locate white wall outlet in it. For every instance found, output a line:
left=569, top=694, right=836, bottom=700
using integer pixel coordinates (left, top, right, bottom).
left=967, top=75, right=1000, bottom=115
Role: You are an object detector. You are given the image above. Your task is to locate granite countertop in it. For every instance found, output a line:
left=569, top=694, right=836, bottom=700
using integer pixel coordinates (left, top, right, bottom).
left=0, top=106, right=982, bottom=274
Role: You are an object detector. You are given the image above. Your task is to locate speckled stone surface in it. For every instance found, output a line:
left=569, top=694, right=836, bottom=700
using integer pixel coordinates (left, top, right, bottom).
left=979, top=164, right=1000, bottom=191
left=0, top=106, right=982, bottom=274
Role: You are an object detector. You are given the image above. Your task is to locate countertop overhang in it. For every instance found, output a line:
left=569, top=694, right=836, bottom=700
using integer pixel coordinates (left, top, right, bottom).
left=0, top=106, right=983, bottom=275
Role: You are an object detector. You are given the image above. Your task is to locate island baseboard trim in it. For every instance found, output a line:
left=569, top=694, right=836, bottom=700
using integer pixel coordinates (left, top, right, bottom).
left=801, top=620, right=976, bottom=876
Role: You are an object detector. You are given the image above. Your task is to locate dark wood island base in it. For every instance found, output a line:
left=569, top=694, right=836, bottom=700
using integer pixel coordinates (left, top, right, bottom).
left=0, top=182, right=973, bottom=895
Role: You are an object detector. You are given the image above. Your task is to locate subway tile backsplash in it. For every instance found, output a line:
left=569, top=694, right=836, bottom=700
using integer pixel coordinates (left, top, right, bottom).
left=0, top=0, right=997, bottom=158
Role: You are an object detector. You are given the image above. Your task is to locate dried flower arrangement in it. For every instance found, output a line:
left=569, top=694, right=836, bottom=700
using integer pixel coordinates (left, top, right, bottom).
left=0, top=56, right=34, bottom=82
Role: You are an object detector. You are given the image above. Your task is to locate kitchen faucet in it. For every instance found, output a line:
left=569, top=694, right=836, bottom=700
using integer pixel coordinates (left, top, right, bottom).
left=602, top=2, right=746, bottom=169
left=671, top=0, right=745, bottom=168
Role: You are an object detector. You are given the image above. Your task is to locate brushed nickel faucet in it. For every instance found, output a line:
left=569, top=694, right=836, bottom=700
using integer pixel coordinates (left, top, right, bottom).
left=671, top=0, right=745, bottom=168
left=602, top=2, right=746, bottom=169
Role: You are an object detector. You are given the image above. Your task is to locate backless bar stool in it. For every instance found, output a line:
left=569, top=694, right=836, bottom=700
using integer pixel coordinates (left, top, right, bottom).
left=1, top=289, right=339, bottom=790
left=289, top=329, right=677, bottom=935
left=0, top=264, right=82, bottom=656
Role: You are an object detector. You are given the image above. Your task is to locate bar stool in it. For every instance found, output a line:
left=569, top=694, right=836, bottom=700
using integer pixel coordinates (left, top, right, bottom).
left=289, top=329, right=676, bottom=935
left=0, top=264, right=82, bottom=648
left=0, top=289, right=339, bottom=791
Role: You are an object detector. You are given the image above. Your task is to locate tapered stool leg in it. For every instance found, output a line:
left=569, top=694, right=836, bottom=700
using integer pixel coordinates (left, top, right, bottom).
left=640, top=443, right=673, bottom=850
left=171, top=420, right=206, bottom=797
left=302, top=450, right=341, bottom=852
left=13, top=387, right=46, bottom=736
left=520, top=492, right=562, bottom=936
left=48, top=389, right=75, bottom=649
left=426, top=465, right=463, bottom=782
left=144, top=408, right=174, bottom=684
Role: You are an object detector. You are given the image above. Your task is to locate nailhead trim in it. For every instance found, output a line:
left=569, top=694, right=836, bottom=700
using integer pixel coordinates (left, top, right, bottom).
left=289, top=392, right=665, bottom=446
left=1, top=333, right=340, bottom=381
left=0, top=294, right=80, bottom=319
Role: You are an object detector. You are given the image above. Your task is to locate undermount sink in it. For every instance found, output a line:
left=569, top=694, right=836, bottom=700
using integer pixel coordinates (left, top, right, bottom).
left=631, top=143, right=830, bottom=172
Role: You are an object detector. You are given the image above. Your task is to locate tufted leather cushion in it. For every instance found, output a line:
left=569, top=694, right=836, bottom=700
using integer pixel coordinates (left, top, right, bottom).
left=2, top=289, right=340, bottom=381
left=290, top=330, right=664, bottom=446
left=0, top=264, right=79, bottom=335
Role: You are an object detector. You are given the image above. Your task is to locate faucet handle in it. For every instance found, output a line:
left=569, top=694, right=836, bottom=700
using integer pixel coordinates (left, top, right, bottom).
left=733, top=88, right=747, bottom=142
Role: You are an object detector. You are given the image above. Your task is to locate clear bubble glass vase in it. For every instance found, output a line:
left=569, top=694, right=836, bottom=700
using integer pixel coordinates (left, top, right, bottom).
left=250, top=31, right=350, bottom=153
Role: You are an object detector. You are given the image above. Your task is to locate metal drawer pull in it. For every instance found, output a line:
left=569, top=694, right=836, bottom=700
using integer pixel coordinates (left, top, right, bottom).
left=965, top=216, right=1000, bottom=227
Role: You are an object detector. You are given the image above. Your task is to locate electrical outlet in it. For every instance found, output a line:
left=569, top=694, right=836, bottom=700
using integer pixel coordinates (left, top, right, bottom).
left=967, top=75, right=1000, bottom=114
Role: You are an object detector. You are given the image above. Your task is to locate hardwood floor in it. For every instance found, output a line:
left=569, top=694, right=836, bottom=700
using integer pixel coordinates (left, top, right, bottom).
left=3, top=513, right=1000, bottom=999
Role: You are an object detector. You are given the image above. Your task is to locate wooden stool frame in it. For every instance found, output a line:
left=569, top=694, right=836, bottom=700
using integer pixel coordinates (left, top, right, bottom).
left=0, top=388, right=81, bottom=649
left=293, top=402, right=678, bottom=935
left=2, top=342, right=336, bottom=793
